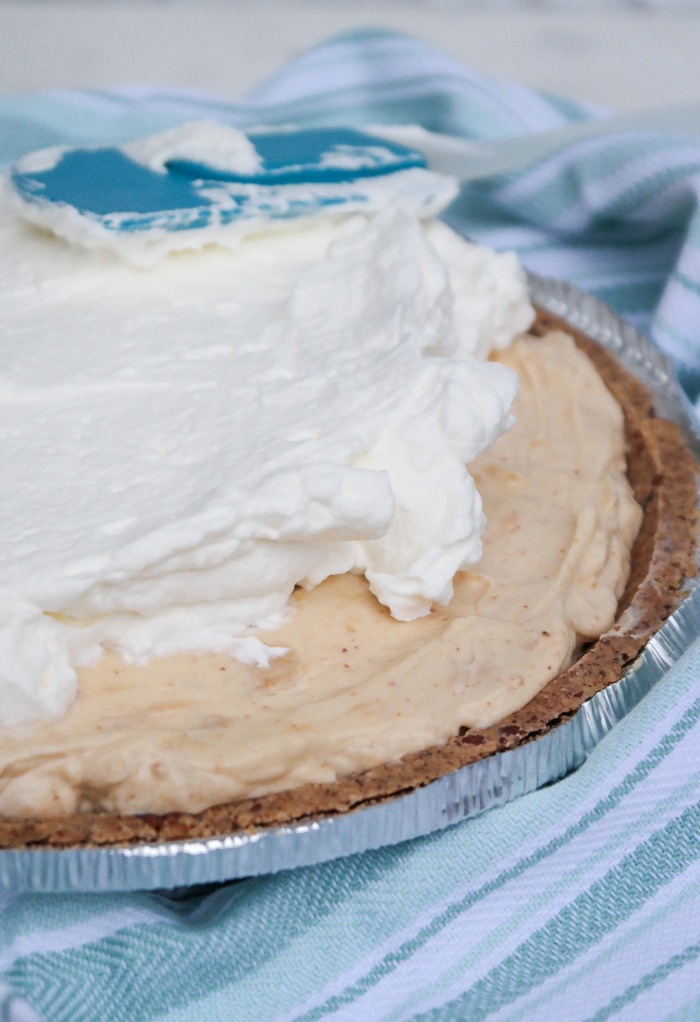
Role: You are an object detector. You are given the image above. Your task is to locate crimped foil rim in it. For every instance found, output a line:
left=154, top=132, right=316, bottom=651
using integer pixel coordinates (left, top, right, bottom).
left=1, top=276, right=698, bottom=894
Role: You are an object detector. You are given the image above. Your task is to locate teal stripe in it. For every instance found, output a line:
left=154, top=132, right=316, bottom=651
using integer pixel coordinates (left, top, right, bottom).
left=413, top=805, right=700, bottom=1022
left=540, top=92, right=605, bottom=124
left=688, top=214, right=700, bottom=247
left=594, top=156, right=700, bottom=223
left=289, top=694, right=700, bottom=1022
left=673, top=270, right=700, bottom=300
left=591, top=280, right=665, bottom=316
left=243, top=78, right=546, bottom=139
left=654, top=314, right=696, bottom=355
left=491, top=134, right=667, bottom=211
left=584, top=942, right=700, bottom=1022
left=467, top=871, right=700, bottom=1022
left=651, top=317, right=700, bottom=401
left=661, top=991, right=700, bottom=1022
left=245, top=29, right=573, bottom=139
left=487, top=136, right=700, bottom=243
left=3, top=840, right=423, bottom=1022
left=6, top=696, right=700, bottom=1022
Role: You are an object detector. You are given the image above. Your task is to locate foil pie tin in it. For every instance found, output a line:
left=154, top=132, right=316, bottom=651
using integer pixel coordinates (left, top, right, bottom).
left=1, top=275, right=698, bottom=894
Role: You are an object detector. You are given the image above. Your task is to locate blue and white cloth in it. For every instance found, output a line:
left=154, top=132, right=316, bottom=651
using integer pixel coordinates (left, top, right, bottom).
left=0, top=29, right=699, bottom=1022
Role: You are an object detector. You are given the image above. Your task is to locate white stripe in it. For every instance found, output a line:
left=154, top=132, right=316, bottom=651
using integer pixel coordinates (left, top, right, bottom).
left=553, top=146, right=700, bottom=232
left=653, top=323, right=700, bottom=370
left=487, top=865, right=700, bottom=1022
left=48, top=88, right=130, bottom=117
left=673, top=233, right=700, bottom=284
left=0, top=906, right=164, bottom=971
left=473, top=78, right=573, bottom=135
left=245, top=35, right=569, bottom=132
left=614, top=946, right=700, bottom=1022
left=106, top=85, right=236, bottom=107
left=282, top=680, right=700, bottom=1022
left=493, top=132, right=661, bottom=206
left=464, top=225, right=553, bottom=250
left=496, top=134, right=700, bottom=234
left=0, top=983, right=41, bottom=1022
left=338, top=768, right=700, bottom=1022
left=655, top=278, right=700, bottom=357
left=247, top=37, right=488, bottom=105
left=621, top=174, right=700, bottom=225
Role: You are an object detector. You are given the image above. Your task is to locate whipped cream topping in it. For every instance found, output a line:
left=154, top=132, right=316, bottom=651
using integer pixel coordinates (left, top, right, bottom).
left=0, top=333, right=643, bottom=819
left=0, top=131, right=534, bottom=728
left=124, top=121, right=264, bottom=175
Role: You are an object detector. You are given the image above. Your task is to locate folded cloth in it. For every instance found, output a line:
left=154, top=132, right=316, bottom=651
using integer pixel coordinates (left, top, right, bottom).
left=1, top=29, right=699, bottom=1022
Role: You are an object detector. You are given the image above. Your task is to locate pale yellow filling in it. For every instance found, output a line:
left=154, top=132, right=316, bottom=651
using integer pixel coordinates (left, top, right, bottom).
left=0, top=333, right=643, bottom=818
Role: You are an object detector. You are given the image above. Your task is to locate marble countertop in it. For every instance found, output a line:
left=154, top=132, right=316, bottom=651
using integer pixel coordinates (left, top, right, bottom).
left=1, top=1, right=699, bottom=112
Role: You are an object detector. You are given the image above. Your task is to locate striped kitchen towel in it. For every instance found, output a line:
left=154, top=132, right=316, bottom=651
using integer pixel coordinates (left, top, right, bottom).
left=1, top=631, right=699, bottom=1021
left=0, top=28, right=699, bottom=1022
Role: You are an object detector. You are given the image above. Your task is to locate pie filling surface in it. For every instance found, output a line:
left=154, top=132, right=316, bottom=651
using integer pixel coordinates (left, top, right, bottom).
left=1, top=124, right=697, bottom=849
left=0, top=331, right=644, bottom=821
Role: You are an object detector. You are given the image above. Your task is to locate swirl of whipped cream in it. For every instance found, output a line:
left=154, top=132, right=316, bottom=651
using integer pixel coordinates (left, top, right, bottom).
left=0, top=125, right=533, bottom=727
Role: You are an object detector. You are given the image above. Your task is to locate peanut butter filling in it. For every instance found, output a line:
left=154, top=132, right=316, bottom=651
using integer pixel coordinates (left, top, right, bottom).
left=0, top=332, right=642, bottom=819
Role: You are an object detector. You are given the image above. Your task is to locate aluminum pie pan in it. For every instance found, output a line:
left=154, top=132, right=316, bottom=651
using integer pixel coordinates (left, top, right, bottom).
left=1, top=276, right=698, bottom=894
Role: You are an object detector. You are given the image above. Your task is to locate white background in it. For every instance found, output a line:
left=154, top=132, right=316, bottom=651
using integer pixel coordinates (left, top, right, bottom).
left=1, top=1, right=699, bottom=111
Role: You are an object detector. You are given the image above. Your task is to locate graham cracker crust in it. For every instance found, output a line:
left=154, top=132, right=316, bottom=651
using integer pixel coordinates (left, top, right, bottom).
left=2, top=312, right=697, bottom=850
